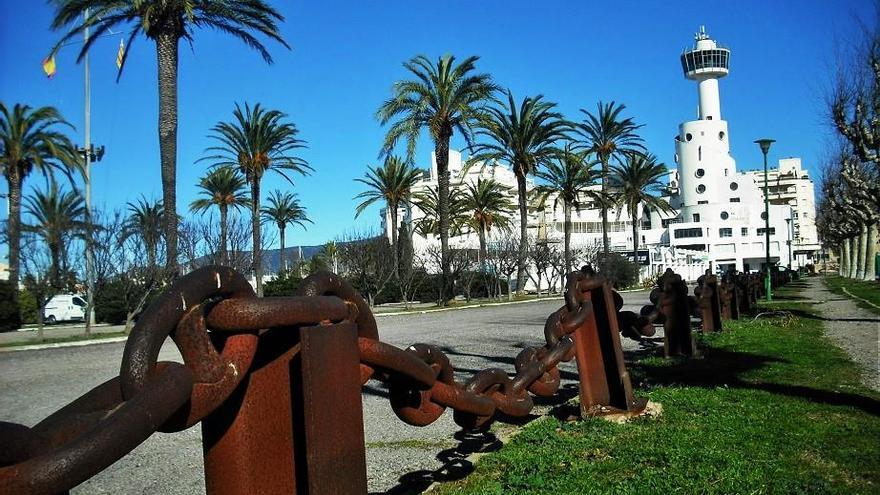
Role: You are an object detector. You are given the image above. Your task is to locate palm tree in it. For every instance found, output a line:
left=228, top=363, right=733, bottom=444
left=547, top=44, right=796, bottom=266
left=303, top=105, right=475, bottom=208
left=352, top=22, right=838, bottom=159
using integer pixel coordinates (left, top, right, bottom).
left=471, top=90, right=570, bottom=292
left=261, top=190, right=310, bottom=272
left=320, top=241, right=339, bottom=274
left=1, top=103, right=76, bottom=294
left=460, top=177, right=514, bottom=269
left=533, top=147, right=601, bottom=273
left=22, top=182, right=86, bottom=288
left=576, top=101, right=644, bottom=255
left=123, top=197, right=164, bottom=270
left=413, top=185, right=469, bottom=239
left=609, top=152, right=673, bottom=263
left=50, top=1, right=288, bottom=274
left=377, top=54, right=498, bottom=302
left=202, top=103, right=310, bottom=296
left=354, top=155, right=423, bottom=277
left=189, top=166, right=249, bottom=265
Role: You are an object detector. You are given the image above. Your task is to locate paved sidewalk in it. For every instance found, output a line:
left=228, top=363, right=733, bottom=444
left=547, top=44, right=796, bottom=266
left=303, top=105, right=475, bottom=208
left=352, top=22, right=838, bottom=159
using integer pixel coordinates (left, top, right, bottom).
left=801, top=277, right=880, bottom=391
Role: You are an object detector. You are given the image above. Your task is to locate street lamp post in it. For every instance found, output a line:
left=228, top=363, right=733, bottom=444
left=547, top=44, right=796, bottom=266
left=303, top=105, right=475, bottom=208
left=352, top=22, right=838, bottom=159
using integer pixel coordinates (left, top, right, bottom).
left=785, top=217, right=793, bottom=270
left=755, top=138, right=775, bottom=302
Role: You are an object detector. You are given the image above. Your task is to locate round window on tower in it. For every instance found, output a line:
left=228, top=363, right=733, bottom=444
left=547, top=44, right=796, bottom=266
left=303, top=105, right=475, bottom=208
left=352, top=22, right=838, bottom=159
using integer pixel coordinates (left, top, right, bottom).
left=730, top=182, right=739, bottom=191
left=720, top=211, right=729, bottom=220
left=761, top=212, right=768, bottom=220
left=696, top=184, right=706, bottom=194
left=719, top=131, right=726, bottom=140
left=695, top=168, right=705, bottom=178
left=685, top=133, right=693, bottom=142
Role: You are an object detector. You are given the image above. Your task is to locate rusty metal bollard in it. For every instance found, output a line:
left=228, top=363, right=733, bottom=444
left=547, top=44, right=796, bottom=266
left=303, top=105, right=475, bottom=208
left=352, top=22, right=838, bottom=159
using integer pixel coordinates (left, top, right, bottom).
left=695, top=271, right=723, bottom=332
left=719, top=270, right=740, bottom=320
left=640, top=269, right=699, bottom=358
left=565, top=269, right=648, bottom=416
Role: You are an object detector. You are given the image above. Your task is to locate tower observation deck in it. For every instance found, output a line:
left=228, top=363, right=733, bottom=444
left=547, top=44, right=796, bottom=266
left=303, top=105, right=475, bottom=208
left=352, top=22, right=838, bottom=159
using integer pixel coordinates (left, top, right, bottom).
left=680, top=26, right=730, bottom=121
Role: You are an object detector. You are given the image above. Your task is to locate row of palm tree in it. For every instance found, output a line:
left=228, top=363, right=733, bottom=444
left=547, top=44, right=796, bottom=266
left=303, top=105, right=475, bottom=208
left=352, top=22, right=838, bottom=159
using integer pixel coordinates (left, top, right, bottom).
left=373, top=54, right=667, bottom=299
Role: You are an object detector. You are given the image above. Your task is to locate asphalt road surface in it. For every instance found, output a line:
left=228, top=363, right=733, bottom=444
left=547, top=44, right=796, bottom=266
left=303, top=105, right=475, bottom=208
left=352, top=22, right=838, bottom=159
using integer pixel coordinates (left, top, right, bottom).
left=0, top=290, right=658, bottom=494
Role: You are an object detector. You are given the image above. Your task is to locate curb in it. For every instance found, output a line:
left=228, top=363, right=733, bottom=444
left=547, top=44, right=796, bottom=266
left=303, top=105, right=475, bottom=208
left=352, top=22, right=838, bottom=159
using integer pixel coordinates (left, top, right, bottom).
left=374, top=296, right=561, bottom=317
left=0, top=336, right=129, bottom=353
left=841, top=287, right=880, bottom=310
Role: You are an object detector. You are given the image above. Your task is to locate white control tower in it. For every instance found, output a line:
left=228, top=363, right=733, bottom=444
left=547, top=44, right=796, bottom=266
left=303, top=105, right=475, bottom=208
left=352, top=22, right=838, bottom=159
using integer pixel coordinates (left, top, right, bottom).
left=674, top=26, right=737, bottom=217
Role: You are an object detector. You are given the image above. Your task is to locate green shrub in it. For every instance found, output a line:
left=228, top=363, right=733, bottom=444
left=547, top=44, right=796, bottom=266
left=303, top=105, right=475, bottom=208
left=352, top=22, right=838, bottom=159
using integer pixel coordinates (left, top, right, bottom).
left=595, top=252, right=640, bottom=289
left=0, top=281, right=22, bottom=331
left=264, top=270, right=302, bottom=297
left=18, top=289, right=38, bottom=324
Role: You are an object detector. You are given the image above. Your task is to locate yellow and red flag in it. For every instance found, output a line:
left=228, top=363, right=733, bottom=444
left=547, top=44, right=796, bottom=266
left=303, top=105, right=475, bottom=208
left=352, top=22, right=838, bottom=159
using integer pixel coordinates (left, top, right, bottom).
left=116, top=39, right=125, bottom=70
left=42, top=55, right=56, bottom=78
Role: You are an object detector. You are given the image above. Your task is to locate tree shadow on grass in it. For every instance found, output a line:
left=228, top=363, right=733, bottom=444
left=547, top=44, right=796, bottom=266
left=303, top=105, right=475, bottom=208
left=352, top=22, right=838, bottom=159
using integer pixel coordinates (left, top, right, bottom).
left=633, top=348, right=880, bottom=416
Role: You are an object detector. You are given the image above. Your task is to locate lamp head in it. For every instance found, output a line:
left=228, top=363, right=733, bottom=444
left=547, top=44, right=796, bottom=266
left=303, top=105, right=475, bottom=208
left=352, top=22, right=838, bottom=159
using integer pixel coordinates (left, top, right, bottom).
left=754, top=138, right=775, bottom=155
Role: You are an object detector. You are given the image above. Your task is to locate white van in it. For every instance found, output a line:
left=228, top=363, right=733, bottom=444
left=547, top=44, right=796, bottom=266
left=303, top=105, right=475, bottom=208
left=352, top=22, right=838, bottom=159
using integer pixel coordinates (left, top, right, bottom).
left=43, top=294, right=87, bottom=324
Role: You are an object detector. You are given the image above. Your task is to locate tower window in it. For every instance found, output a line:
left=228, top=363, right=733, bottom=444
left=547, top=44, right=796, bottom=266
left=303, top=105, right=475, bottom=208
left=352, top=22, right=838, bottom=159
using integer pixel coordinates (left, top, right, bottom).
left=720, top=211, right=729, bottom=220
left=686, top=133, right=693, bottom=141
left=698, top=146, right=702, bottom=161
left=695, top=168, right=705, bottom=178
left=719, top=131, right=725, bottom=140
left=693, top=213, right=701, bottom=223
left=741, top=227, right=748, bottom=236
left=730, top=197, right=740, bottom=202
left=707, top=116, right=713, bottom=120
left=698, top=200, right=708, bottom=204
left=724, top=168, right=728, bottom=176
left=696, top=184, right=706, bottom=194
left=729, top=182, right=739, bottom=191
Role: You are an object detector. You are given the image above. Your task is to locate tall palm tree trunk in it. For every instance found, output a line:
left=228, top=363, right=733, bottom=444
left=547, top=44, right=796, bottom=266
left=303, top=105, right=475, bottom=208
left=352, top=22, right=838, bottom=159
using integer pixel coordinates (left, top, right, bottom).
left=278, top=223, right=286, bottom=272
left=156, top=31, right=179, bottom=276
left=478, top=227, right=487, bottom=271
left=515, top=172, right=528, bottom=294
left=251, top=179, right=263, bottom=296
left=631, top=208, right=640, bottom=267
left=6, top=171, right=22, bottom=295
left=600, top=158, right=610, bottom=255
left=219, top=205, right=228, bottom=266
left=435, top=133, right=452, bottom=302
left=563, top=205, right=572, bottom=273
left=49, top=242, right=62, bottom=289
left=840, top=240, right=850, bottom=277
left=390, top=200, right=399, bottom=279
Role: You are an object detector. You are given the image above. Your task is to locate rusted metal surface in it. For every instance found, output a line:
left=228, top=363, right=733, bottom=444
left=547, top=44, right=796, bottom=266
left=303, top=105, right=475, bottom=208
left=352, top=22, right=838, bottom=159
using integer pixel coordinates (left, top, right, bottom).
left=640, top=269, right=699, bottom=358
left=696, top=271, right=723, bottom=332
left=1, top=265, right=650, bottom=494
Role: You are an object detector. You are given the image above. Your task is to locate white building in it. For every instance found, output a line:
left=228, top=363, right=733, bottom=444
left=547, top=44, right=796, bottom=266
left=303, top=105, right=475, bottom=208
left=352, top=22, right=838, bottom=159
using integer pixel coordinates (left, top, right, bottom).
left=382, top=27, right=815, bottom=282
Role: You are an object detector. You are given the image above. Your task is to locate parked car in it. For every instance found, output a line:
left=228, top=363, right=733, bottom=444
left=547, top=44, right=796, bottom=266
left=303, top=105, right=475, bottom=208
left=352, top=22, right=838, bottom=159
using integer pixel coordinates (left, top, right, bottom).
left=43, top=294, right=87, bottom=324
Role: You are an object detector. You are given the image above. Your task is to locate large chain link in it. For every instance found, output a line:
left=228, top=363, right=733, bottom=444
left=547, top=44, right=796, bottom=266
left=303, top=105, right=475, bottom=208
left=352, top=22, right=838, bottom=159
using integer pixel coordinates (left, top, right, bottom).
left=0, top=265, right=646, bottom=491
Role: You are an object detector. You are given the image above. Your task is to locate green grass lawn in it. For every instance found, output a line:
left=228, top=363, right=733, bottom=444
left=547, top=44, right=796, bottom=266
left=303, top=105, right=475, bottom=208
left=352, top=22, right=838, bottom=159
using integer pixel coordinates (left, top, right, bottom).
left=435, top=300, right=879, bottom=494
left=824, top=275, right=880, bottom=315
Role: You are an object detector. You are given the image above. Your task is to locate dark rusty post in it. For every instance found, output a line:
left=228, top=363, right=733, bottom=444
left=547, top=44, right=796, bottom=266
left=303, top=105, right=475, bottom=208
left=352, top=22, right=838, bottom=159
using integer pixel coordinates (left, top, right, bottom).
left=201, top=321, right=367, bottom=495
left=696, top=271, right=723, bottom=332
left=572, top=278, right=647, bottom=416
left=657, top=270, right=698, bottom=358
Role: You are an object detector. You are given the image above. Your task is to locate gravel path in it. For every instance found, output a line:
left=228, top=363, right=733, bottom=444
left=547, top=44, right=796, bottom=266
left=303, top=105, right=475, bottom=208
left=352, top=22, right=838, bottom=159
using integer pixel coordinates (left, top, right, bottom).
left=0, top=291, right=660, bottom=494
left=800, top=277, right=880, bottom=391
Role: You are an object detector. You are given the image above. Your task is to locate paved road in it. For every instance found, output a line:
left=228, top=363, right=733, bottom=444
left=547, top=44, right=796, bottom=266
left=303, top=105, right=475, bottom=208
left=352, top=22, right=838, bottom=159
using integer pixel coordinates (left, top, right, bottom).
left=0, top=290, right=657, bottom=494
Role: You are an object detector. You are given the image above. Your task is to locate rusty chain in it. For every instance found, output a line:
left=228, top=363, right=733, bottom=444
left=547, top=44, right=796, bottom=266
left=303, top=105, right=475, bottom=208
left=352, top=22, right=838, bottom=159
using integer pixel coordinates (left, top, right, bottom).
left=0, top=265, right=645, bottom=492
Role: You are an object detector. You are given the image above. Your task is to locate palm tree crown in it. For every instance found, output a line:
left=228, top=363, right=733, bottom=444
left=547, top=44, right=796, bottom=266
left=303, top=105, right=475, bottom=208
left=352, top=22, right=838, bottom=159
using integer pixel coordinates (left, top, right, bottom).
left=355, top=155, right=423, bottom=277
left=471, top=90, right=570, bottom=291
left=377, top=54, right=498, bottom=302
left=576, top=101, right=644, bottom=254
left=190, top=166, right=250, bottom=265
left=609, top=152, right=673, bottom=261
left=123, top=196, right=164, bottom=269
left=533, top=147, right=601, bottom=272
left=50, top=0, right=289, bottom=274
left=203, top=102, right=310, bottom=296
left=261, top=190, right=310, bottom=272
left=23, top=182, right=86, bottom=288
left=460, top=177, right=514, bottom=268
left=1, top=102, right=76, bottom=292
left=413, top=186, right=469, bottom=238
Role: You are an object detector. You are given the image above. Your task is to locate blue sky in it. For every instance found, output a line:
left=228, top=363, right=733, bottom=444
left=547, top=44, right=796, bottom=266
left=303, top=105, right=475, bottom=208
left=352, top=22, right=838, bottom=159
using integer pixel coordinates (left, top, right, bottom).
left=0, top=0, right=873, bottom=251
